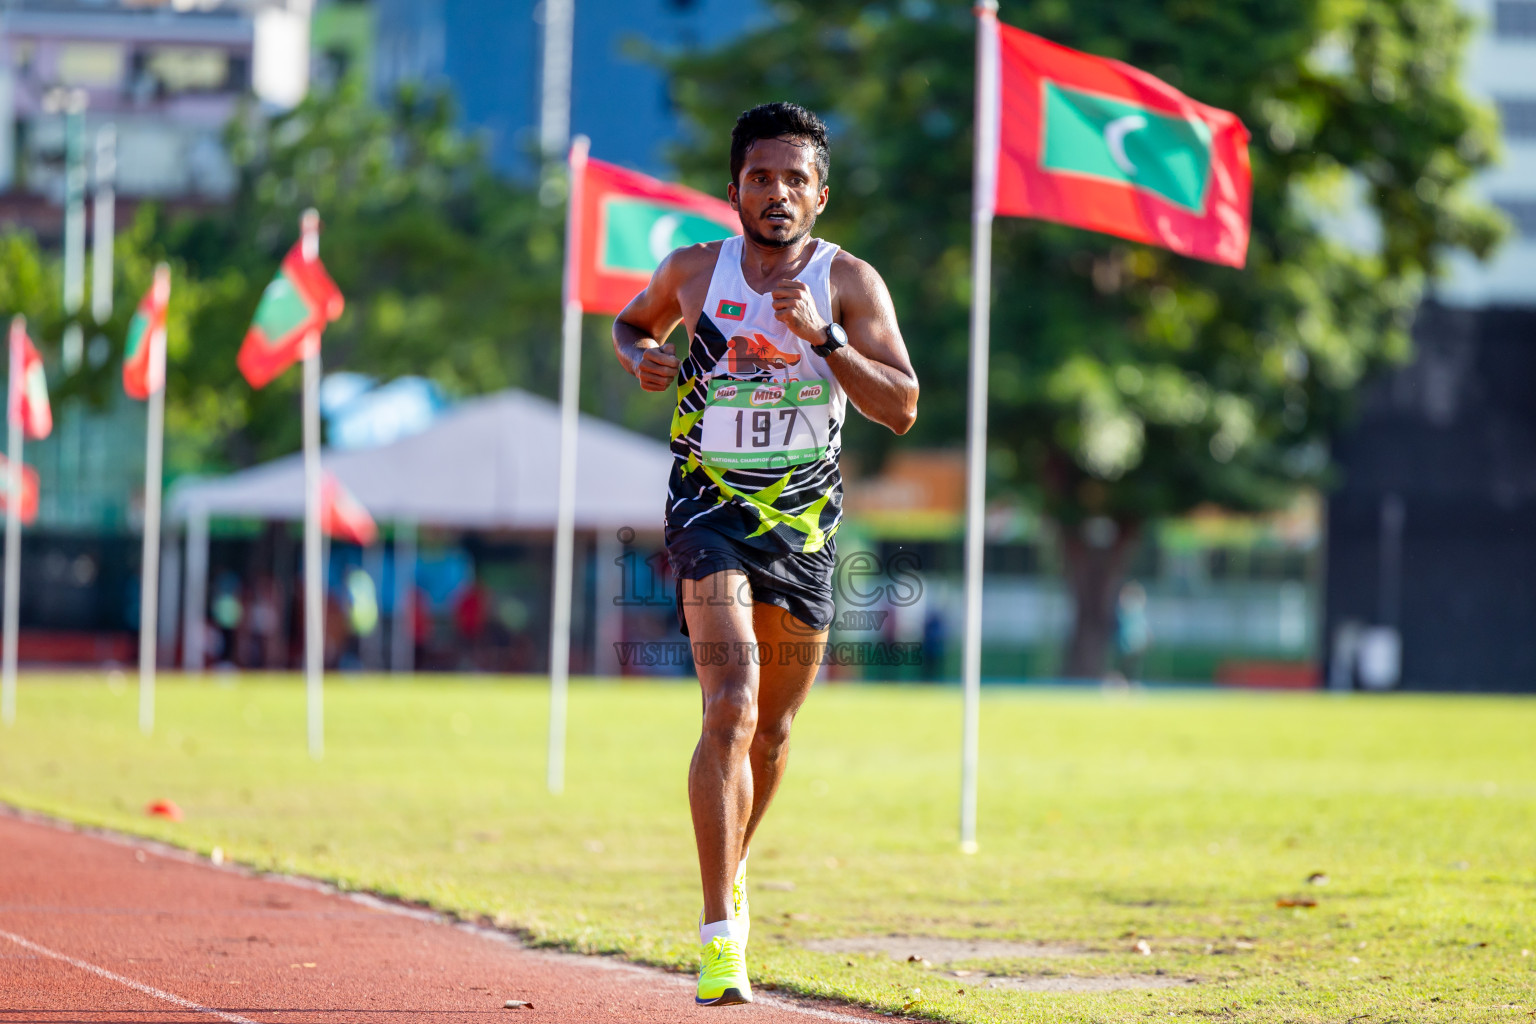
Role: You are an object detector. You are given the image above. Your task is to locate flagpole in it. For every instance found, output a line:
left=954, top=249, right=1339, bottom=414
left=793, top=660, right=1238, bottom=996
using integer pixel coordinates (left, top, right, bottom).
left=303, top=341, right=323, bottom=757
left=182, top=508, right=208, bottom=672
left=547, top=133, right=589, bottom=795
left=300, top=210, right=324, bottom=760
left=2, top=416, right=19, bottom=727
left=137, top=265, right=169, bottom=735
left=92, top=126, right=116, bottom=325
left=959, top=0, right=1001, bottom=855
left=2, top=316, right=26, bottom=726
left=391, top=519, right=415, bottom=674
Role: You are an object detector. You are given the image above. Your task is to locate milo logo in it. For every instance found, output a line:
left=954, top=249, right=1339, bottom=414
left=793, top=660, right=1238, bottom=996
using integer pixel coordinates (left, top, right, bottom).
left=715, top=384, right=738, bottom=401
left=750, top=384, right=786, bottom=407
left=798, top=384, right=823, bottom=401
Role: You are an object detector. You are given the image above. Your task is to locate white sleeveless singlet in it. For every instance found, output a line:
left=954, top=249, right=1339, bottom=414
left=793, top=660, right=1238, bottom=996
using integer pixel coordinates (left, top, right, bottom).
left=663, top=234, right=846, bottom=555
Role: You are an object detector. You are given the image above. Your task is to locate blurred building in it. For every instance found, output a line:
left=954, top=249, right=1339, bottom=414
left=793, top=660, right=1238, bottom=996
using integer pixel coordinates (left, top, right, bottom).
left=0, top=0, right=315, bottom=205
left=371, top=0, right=764, bottom=176
left=1441, top=0, right=1536, bottom=306
left=0, top=0, right=315, bottom=658
left=1325, top=0, right=1536, bottom=692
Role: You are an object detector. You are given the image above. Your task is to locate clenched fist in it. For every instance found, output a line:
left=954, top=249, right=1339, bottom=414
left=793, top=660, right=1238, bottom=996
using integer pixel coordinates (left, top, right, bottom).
left=636, top=340, right=680, bottom=392
left=771, top=279, right=828, bottom=345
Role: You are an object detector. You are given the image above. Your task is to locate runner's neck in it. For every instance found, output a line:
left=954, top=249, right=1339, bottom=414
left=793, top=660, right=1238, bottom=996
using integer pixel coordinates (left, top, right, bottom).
left=738, top=234, right=820, bottom=293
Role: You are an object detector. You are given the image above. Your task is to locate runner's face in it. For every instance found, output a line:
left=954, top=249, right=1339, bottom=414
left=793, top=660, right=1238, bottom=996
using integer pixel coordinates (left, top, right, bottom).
left=729, top=137, right=828, bottom=250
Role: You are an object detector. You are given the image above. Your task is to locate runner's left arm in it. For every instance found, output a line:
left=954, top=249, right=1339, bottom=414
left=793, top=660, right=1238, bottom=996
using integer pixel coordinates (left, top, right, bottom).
left=770, top=256, right=918, bottom=434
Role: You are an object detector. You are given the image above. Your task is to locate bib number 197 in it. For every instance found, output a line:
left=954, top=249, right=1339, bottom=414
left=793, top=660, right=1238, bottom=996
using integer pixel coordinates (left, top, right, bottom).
left=701, top=379, right=830, bottom=470
left=734, top=407, right=802, bottom=449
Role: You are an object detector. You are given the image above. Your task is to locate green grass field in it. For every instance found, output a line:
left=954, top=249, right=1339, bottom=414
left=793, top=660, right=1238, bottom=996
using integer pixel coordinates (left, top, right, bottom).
left=0, top=675, right=1532, bottom=1022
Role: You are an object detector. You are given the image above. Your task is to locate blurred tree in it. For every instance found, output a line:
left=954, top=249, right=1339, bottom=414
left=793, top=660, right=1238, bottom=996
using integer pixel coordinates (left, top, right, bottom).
left=5, top=80, right=674, bottom=494
left=0, top=230, right=62, bottom=341
left=152, top=81, right=570, bottom=470
left=0, top=214, right=230, bottom=449
left=667, top=0, right=1504, bottom=675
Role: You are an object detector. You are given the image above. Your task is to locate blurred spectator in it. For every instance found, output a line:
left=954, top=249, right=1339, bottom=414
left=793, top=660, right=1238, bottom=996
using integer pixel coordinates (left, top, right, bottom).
left=347, top=568, right=379, bottom=639
left=211, top=574, right=244, bottom=668
left=1113, top=581, right=1151, bottom=685
left=412, top=586, right=433, bottom=669
left=455, top=582, right=489, bottom=645
left=247, top=578, right=281, bottom=669
left=495, top=595, right=535, bottom=673
left=922, top=608, right=946, bottom=682
left=324, top=591, right=350, bottom=669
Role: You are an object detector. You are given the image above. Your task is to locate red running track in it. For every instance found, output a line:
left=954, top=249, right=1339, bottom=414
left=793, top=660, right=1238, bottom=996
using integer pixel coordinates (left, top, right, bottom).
left=0, top=810, right=894, bottom=1023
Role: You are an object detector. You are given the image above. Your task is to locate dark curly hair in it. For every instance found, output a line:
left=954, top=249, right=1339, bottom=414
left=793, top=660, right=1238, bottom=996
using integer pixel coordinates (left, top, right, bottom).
left=729, top=102, right=830, bottom=188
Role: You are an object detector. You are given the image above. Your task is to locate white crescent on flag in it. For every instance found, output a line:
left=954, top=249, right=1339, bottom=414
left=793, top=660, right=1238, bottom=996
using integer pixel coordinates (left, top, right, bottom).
left=647, top=213, right=683, bottom=265
left=1104, top=114, right=1148, bottom=176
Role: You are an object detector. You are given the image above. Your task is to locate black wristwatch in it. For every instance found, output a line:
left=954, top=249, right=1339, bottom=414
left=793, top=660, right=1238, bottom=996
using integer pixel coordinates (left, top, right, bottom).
left=813, top=322, right=848, bottom=359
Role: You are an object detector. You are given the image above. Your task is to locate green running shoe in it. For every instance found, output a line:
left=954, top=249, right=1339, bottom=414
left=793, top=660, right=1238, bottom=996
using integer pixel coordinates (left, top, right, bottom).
left=696, top=935, right=752, bottom=1006
left=732, top=859, right=750, bottom=947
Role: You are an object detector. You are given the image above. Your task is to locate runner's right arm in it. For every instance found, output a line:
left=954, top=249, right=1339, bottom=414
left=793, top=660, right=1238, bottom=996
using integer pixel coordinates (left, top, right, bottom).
left=613, top=246, right=710, bottom=392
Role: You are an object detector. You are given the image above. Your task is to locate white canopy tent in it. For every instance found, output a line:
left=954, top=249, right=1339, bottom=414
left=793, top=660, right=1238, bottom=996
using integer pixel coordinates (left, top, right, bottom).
left=164, top=389, right=673, bottom=672
left=168, top=388, right=672, bottom=529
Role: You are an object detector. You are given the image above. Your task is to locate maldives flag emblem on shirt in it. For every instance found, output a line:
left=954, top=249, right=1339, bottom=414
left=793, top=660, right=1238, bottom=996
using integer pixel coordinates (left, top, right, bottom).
left=123, top=264, right=171, bottom=400
left=991, top=23, right=1251, bottom=267
left=573, top=155, right=740, bottom=315
left=238, top=239, right=345, bottom=389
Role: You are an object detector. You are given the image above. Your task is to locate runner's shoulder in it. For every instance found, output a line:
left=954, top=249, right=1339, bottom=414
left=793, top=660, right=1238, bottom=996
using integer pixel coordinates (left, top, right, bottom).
left=658, top=239, right=725, bottom=285
left=829, top=248, right=891, bottom=301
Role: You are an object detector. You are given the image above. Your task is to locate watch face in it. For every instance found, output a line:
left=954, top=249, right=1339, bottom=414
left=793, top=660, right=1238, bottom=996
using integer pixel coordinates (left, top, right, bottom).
left=826, top=323, right=848, bottom=349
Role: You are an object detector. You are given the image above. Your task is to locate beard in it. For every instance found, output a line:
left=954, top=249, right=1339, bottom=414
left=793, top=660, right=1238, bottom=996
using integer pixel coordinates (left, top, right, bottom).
left=741, top=210, right=816, bottom=250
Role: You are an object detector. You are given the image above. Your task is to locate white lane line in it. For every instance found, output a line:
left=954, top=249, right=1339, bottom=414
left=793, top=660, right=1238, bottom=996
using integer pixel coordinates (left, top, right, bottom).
left=755, top=994, right=890, bottom=1022
left=0, top=928, right=263, bottom=1024
left=2, top=808, right=903, bottom=1023
left=489, top=940, right=887, bottom=1023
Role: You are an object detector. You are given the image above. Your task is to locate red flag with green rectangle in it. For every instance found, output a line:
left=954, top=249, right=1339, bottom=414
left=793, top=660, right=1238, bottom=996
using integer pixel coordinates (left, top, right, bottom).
left=124, top=264, right=171, bottom=400
left=8, top=316, right=50, bottom=440
left=238, top=240, right=345, bottom=389
left=574, top=156, right=741, bottom=315
left=320, top=472, right=377, bottom=546
left=991, top=23, right=1251, bottom=267
left=0, top=453, right=39, bottom=525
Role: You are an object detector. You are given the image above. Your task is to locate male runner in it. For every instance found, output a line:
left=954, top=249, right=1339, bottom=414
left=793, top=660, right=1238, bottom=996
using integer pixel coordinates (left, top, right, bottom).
left=612, top=102, right=918, bottom=1006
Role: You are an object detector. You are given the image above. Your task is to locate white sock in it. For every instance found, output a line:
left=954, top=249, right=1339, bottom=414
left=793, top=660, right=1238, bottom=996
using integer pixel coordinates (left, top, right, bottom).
left=735, top=849, right=749, bottom=884
left=700, top=916, right=745, bottom=945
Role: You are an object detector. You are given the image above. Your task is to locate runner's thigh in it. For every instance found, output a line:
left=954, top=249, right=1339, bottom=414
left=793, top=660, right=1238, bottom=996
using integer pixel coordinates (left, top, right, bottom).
left=681, top=570, right=757, bottom=694
left=752, top=602, right=828, bottom=729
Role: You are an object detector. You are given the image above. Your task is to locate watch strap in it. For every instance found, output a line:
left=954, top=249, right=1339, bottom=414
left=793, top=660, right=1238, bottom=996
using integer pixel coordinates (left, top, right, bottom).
left=814, top=322, right=847, bottom=358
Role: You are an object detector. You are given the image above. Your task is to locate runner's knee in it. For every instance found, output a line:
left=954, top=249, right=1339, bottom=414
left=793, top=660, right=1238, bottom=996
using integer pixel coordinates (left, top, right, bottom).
left=701, top=683, right=758, bottom=750
left=752, top=715, right=793, bottom=763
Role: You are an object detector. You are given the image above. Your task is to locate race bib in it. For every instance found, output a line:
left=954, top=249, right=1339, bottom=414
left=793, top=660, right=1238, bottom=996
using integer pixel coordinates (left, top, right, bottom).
left=700, top=379, right=830, bottom=471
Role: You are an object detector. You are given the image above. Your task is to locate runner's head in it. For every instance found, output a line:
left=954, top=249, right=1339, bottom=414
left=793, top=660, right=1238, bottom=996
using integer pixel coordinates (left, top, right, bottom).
left=728, top=102, right=830, bottom=250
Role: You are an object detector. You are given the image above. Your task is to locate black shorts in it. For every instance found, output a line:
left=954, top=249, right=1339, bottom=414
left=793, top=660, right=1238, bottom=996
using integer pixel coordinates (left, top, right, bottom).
left=665, top=523, right=836, bottom=637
